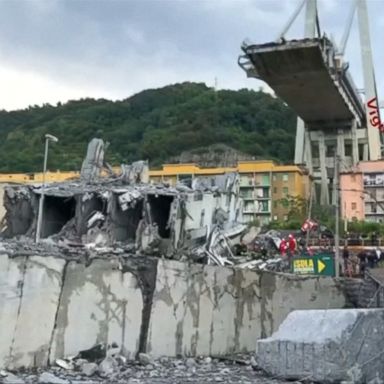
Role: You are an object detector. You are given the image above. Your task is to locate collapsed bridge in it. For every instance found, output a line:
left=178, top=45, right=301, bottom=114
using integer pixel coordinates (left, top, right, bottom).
left=239, top=0, right=383, bottom=205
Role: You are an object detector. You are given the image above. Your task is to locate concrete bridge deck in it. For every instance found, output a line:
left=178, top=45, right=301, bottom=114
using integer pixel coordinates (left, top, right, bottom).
left=240, top=37, right=365, bottom=127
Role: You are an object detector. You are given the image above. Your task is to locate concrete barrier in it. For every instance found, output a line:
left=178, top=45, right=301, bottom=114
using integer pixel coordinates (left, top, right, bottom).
left=50, top=259, right=143, bottom=361
left=0, top=254, right=347, bottom=368
left=147, top=261, right=347, bottom=357
left=0, top=255, right=66, bottom=368
left=147, top=261, right=261, bottom=356
left=257, top=309, right=384, bottom=383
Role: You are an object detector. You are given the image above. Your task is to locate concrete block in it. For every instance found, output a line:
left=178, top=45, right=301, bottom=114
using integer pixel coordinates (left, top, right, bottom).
left=147, top=259, right=191, bottom=356
left=257, top=309, right=384, bottom=383
left=260, top=272, right=346, bottom=336
left=0, top=255, right=26, bottom=367
left=11, top=256, right=66, bottom=368
left=50, top=259, right=143, bottom=361
left=148, top=260, right=262, bottom=357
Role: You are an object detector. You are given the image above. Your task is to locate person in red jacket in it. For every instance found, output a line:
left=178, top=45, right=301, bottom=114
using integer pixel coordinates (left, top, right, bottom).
left=279, top=238, right=288, bottom=257
left=288, top=234, right=297, bottom=257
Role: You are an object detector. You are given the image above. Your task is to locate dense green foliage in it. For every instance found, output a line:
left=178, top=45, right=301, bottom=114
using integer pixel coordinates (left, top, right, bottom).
left=0, top=82, right=296, bottom=173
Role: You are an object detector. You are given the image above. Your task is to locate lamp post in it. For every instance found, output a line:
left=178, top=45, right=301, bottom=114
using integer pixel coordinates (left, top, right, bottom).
left=35, top=134, right=59, bottom=243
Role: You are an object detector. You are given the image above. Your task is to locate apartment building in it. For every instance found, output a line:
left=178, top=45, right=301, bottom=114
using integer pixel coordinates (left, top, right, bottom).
left=340, top=160, right=384, bottom=223
left=340, top=171, right=365, bottom=221
left=359, top=160, right=384, bottom=222
left=149, top=161, right=310, bottom=225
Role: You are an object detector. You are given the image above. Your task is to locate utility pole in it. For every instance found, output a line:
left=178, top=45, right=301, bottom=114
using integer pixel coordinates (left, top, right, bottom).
left=305, top=181, right=314, bottom=247
left=35, top=134, right=59, bottom=243
left=334, top=155, right=340, bottom=278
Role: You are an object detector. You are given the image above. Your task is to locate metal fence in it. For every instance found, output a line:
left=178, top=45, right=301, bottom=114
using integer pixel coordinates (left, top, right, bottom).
left=307, top=238, right=383, bottom=248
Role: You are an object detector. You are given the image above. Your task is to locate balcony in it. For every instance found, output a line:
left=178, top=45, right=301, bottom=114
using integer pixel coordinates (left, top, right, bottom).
left=243, top=210, right=270, bottom=215
left=241, top=196, right=255, bottom=200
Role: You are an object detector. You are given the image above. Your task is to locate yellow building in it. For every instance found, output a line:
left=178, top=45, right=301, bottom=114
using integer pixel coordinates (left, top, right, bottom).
left=149, top=161, right=310, bottom=224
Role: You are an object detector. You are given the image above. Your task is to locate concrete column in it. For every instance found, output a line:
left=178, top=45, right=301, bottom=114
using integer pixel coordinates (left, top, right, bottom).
left=363, top=144, right=369, bottom=161
left=304, top=129, right=313, bottom=174
left=294, top=118, right=305, bottom=164
left=351, top=120, right=359, bottom=165
left=337, top=128, right=345, bottom=172
left=318, top=132, right=329, bottom=205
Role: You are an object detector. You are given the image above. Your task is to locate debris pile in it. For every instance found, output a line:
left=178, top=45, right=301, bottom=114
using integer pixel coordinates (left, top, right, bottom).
left=0, top=346, right=291, bottom=384
left=0, top=139, right=247, bottom=266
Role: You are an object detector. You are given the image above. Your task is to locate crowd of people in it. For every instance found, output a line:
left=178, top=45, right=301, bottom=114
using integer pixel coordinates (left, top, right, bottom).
left=277, top=232, right=384, bottom=277
left=278, top=234, right=297, bottom=258
left=342, top=246, right=384, bottom=277
left=278, top=233, right=315, bottom=258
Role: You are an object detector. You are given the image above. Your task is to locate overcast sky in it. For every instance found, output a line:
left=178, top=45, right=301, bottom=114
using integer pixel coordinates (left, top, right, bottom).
left=0, top=0, right=383, bottom=111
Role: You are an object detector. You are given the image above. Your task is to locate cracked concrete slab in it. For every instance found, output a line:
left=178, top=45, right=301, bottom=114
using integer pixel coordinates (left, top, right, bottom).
left=10, top=256, right=66, bottom=368
left=260, top=272, right=346, bottom=337
left=0, top=255, right=26, bottom=367
left=147, top=260, right=263, bottom=357
left=50, top=259, right=143, bottom=361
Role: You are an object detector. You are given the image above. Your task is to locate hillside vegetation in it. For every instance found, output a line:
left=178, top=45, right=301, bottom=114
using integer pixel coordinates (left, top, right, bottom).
left=0, top=82, right=296, bottom=172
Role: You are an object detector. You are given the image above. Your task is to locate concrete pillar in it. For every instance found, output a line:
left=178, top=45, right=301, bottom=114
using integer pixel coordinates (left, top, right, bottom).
left=337, top=128, right=345, bottom=172
left=318, top=132, right=329, bottom=205
left=304, top=130, right=313, bottom=174
left=294, top=118, right=305, bottom=164
left=351, top=120, right=359, bottom=165
left=363, top=143, right=369, bottom=161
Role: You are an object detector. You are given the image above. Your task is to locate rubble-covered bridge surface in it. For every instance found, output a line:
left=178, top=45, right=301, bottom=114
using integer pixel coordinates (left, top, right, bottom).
left=0, top=248, right=347, bottom=369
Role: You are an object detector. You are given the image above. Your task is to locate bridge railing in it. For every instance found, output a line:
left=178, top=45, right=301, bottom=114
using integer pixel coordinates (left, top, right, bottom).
left=306, top=238, right=383, bottom=248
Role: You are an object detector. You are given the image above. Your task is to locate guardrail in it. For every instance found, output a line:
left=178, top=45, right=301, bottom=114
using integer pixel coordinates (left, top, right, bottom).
left=306, top=238, right=383, bottom=248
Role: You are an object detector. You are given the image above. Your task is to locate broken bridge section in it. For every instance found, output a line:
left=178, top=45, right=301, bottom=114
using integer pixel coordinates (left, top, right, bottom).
left=0, top=250, right=348, bottom=369
left=241, top=37, right=364, bottom=125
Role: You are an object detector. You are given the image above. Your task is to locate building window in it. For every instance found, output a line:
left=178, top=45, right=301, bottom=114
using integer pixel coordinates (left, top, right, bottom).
left=345, top=144, right=352, bottom=157
left=283, top=215, right=288, bottom=221
left=262, top=174, right=270, bottom=185
left=273, top=187, right=277, bottom=194
left=260, top=201, right=269, bottom=212
left=283, top=187, right=288, bottom=196
left=283, top=174, right=288, bottom=182
left=351, top=202, right=357, bottom=210
left=326, top=145, right=335, bottom=157
left=273, top=215, right=278, bottom=220
left=273, top=174, right=277, bottom=181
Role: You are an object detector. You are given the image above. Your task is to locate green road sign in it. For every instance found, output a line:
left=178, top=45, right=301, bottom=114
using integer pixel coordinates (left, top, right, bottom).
left=292, top=253, right=335, bottom=276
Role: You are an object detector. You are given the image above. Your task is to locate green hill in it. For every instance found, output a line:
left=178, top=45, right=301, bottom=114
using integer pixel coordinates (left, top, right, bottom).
left=0, top=82, right=296, bottom=172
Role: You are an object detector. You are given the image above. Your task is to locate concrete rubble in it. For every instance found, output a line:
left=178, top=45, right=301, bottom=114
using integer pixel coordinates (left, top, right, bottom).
left=0, top=139, right=246, bottom=267
left=257, top=308, right=384, bottom=383
left=0, top=352, right=293, bottom=384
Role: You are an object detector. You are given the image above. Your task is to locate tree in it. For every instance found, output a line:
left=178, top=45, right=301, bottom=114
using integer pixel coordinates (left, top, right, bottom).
left=278, top=195, right=308, bottom=222
left=0, top=82, right=296, bottom=172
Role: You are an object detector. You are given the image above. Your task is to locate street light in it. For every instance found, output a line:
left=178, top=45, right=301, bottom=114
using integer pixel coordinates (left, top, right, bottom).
left=35, top=134, right=59, bottom=243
